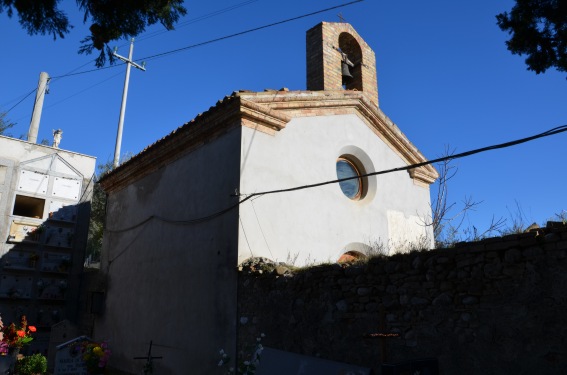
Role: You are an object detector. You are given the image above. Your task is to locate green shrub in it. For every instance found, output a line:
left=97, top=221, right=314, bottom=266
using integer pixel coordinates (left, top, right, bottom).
left=15, top=353, right=47, bottom=375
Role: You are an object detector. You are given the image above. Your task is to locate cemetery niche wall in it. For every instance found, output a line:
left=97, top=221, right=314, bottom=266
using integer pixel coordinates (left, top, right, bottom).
left=0, top=135, right=96, bottom=359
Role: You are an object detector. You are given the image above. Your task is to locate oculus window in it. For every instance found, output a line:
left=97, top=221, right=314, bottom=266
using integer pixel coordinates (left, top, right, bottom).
left=336, top=157, right=363, bottom=200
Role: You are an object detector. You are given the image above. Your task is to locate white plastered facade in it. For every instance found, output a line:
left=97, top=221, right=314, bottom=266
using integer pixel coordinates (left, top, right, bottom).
left=238, top=113, right=434, bottom=266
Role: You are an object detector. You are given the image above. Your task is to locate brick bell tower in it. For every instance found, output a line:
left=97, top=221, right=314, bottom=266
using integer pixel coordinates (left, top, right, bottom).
left=306, top=22, right=379, bottom=107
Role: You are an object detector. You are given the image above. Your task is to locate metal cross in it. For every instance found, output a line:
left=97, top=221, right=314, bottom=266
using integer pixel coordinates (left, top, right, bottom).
left=134, top=340, right=163, bottom=375
left=362, top=306, right=400, bottom=363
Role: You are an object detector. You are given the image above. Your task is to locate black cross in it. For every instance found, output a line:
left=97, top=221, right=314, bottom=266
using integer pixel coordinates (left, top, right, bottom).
left=338, top=13, right=346, bottom=23
left=134, top=341, right=163, bottom=375
left=362, top=306, right=400, bottom=363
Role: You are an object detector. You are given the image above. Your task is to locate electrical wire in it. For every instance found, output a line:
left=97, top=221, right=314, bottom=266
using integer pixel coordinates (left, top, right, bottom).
left=49, top=63, right=122, bottom=80
left=134, top=0, right=261, bottom=44
left=3, top=0, right=360, bottom=112
left=239, top=216, right=254, bottom=259
left=50, top=59, right=100, bottom=82
left=2, top=2, right=260, bottom=115
left=10, top=72, right=122, bottom=124
left=7, top=0, right=359, bottom=115
left=45, top=71, right=124, bottom=110
left=251, top=199, right=274, bottom=260
left=136, top=0, right=364, bottom=63
left=3, top=88, right=36, bottom=114
left=104, top=124, right=567, bottom=234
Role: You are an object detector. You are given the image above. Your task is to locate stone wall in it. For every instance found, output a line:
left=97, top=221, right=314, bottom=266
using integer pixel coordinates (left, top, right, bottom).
left=237, top=223, right=567, bottom=374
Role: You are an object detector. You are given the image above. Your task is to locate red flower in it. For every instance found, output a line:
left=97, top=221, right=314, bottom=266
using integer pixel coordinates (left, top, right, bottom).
left=17, top=330, right=25, bottom=337
left=28, top=326, right=36, bottom=332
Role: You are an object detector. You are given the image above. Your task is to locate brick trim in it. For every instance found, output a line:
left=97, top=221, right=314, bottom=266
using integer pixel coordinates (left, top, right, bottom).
left=101, top=90, right=438, bottom=193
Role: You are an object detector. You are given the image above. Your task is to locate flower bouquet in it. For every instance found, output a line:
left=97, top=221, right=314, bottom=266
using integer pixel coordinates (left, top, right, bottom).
left=1, top=315, right=36, bottom=351
left=0, top=315, right=36, bottom=373
left=71, top=340, right=111, bottom=374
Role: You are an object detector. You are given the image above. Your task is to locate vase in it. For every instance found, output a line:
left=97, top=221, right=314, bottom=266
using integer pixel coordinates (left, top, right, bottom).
left=8, top=347, right=20, bottom=359
left=0, top=355, right=14, bottom=374
left=0, top=348, right=19, bottom=374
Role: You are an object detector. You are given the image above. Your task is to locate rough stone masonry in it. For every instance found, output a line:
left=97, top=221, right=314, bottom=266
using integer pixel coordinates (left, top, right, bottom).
left=238, top=222, right=567, bottom=374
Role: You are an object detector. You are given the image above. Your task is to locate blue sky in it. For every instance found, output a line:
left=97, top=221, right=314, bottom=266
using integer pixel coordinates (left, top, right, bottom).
left=1, top=0, right=565, bottom=236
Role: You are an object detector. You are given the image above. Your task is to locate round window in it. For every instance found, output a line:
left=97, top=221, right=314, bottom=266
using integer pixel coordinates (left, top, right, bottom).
left=336, top=157, right=362, bottom=200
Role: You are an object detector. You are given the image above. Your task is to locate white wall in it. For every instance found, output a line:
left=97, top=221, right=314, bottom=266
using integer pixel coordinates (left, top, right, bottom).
left=238, top=114, right=433, bottom=266
left=97, top=127, right=242, bottom=374
left=0, top=136, right=96, bottom=177
left=0, top=136, right=96, bottom=253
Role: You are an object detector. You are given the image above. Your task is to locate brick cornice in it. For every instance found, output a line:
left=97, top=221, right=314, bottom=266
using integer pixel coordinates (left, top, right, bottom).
left=239, top=91, right=439, bottom=185
left=100, top=94, right=293, bottom=193
left=101, top=90, right=437, bottom=193
left=240, top=98, right=291, bottom=134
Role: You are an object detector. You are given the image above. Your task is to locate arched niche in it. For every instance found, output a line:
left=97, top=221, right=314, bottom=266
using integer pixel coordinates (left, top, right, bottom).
left=338, top=32, right=363, bottom=91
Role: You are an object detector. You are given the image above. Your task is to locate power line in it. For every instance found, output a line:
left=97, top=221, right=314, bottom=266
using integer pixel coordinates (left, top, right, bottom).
left=6, top=0, right=361, bottom=110
left=50, top=58, right=100, bottom=82
left=137, top=0, right=364, bottom=62
left=11, top=73, right=123, bottom=124
left=45, top=71, right=124, bottom=110
left=49, top=63, right=122, bottom=80
left=46, top=0, right=266, bottom=80
left=134, top=0, right=261, bottom=44
left=104, top=124, right=567, bottom=234
left=2, top=1, right=260, bottom=113
left=251, top=199, right=274, bottom=260
left=3, top=88, right=36, bottom=114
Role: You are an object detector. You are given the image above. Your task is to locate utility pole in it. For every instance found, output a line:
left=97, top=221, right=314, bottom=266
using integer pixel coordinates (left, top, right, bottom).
left=28, top=71, right=50, bottom=143
left=113, top=38, right=146, bottom=168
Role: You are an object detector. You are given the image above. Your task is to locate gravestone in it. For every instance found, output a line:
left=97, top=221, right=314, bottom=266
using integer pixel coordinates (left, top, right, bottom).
left=48, top=320, right=79, bottom=370
left=255, top=347, right=372, bottom=375
left=53, top=336, right=91, bottom=375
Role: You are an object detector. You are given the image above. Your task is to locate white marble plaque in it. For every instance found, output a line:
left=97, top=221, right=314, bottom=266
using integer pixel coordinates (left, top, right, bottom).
left=18, top=170, right=48, bottom=195
left=52, top=177, right=81, bottom=201
left=54, top=337, right=89, bottom=375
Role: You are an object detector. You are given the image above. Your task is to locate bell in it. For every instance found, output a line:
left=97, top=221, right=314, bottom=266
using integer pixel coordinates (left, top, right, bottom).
left=341, top=61, right=353, bottom=79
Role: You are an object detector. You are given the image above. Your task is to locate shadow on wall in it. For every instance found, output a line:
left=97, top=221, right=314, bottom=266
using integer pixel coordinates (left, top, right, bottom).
left=0, top=201, right=91, bottom=357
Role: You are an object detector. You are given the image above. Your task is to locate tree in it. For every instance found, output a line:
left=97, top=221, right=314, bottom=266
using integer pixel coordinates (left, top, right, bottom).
left=86, top=162, right=109, bottom=263
left=496, top=0, right=567, bottom=75
left=429, top=147, right=505, bottom=248
left=86, top=154, right=133, bottom=262
left=0, top=0, right=186, bottom=67
left=0, top=112, right=15, bottom=136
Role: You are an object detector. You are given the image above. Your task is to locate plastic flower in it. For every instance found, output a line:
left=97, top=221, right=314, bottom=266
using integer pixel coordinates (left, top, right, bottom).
left=1, top=315, right=35, bottom=348
left=72, top=340, right=111, bottom=373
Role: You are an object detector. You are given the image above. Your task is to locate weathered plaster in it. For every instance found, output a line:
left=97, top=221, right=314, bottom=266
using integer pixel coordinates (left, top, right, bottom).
left=238, top=114, right=433, bottom=265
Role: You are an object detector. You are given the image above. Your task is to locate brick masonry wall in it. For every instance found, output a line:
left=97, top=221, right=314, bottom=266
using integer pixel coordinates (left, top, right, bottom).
left=306, top=22, right=379, bottom=107
left=237, top=223, right=567, bottom=374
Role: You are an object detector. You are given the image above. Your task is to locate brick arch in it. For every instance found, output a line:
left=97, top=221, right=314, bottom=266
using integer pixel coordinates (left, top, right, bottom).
left=338, top=250, right=367, bottom=264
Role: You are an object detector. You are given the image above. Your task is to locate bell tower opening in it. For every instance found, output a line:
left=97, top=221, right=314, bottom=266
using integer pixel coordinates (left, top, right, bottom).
left=338, top=32, right=363, bottom=91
